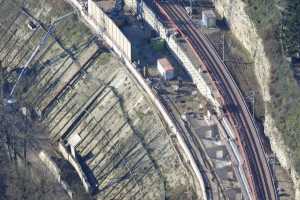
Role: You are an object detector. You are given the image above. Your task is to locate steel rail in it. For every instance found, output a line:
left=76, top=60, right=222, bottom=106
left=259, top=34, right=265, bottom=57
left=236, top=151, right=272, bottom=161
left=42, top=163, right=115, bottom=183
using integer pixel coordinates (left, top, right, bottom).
left=193, top=23, right=274, bottom=200
left=160, top=93, right=232, bottom=200
left=161, top=4, right=254, bottom=198
left=154, top=1, right=277, bottom=199
left=178, top=9, right=276, bottom=200
left=158, top=94, right=215, bottom=199
left=165, top=4, right=261, bottom=195
left=153, top=3, right=256, bottom=198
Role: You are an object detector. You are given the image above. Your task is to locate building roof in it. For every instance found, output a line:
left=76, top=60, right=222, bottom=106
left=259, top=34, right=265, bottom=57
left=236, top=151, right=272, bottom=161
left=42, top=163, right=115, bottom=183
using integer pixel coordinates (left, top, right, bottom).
left=158, top=58, right=174, bottom=72
left=202, top=10, right=216, bottom=18
left=68, top=133, right=82, bottom=147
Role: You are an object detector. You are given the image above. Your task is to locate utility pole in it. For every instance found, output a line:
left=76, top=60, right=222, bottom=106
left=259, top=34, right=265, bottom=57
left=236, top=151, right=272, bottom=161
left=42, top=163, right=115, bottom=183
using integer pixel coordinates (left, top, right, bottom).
left=251, top=91, right=255, bottom=119
left=268, top=153, right=278, bottom=192
left=246, top=91, right=256, bottom=119
left=0, top=60, right=3, bottom=105
left=222, top=32, right=225, bottom=61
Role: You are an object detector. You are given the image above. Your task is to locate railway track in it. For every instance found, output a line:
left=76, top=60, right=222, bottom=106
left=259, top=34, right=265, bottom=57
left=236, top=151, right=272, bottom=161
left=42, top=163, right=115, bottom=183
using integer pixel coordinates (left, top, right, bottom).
left=158, top=94, right=218, bottom=199
left=154, top=1, right=277, bottom=199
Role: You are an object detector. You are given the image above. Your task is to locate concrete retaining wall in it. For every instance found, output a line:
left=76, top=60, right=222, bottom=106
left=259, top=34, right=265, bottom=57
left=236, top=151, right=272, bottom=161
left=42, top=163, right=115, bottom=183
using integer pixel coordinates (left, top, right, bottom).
left=138, top=3, right=256, bottom=199
left=88, top=0, right=132, bottom=60
left=39, top=151, right=74, bottom=199
left=125, top=0, right=219, bottom=108
left=64, top=0, right=207, bottom=199
left=58, top=142, right=91, bottom=193
left=126, top=61, right=208, bottom=200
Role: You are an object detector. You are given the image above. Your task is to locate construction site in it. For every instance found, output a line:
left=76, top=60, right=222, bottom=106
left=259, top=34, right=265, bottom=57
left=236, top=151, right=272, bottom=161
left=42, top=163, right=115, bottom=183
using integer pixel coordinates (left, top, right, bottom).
left=0, top=0, right=295, bottom=200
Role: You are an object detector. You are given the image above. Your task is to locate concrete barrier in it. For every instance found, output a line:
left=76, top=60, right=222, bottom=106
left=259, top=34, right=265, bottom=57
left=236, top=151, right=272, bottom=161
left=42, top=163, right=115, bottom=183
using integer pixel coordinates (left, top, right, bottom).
left=64, top=0, right=207, bottom=199
left=124, top=1, right=254, bottom=199
left=133, top=1, right=220, bottom=108
left=125, top=61, right=208, bottom=200
left=58, top=142, right=92, bottom=193
left=39, top=151, right=74, bottom=199
left=88, top=0, right=132, bottom=61
left=213, top=116, right=252, bottom=199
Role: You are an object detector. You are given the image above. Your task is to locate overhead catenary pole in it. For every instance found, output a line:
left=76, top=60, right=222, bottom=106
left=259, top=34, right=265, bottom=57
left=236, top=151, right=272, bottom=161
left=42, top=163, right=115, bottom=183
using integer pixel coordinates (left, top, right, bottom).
left=249, top=91, right=256, bottom=119
left=0, top=60, right=3, bottom=105
left=222, top=32, right=225, bottom=61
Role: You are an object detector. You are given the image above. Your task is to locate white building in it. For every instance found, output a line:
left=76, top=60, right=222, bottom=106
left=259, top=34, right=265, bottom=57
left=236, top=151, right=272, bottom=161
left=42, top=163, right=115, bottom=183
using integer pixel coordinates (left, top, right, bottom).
left=202, top=10, right=216, bottom=28
left=157, top=57, right=175, bottom=80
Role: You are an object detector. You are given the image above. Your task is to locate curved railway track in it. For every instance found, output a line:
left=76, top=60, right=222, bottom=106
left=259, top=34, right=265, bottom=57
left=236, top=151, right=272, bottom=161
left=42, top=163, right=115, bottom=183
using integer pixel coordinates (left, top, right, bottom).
left=159, top=94, right=215, bottom=200
left=154, top=1, right=277, bottom=199
left=159, top=92, right=228, bottom=200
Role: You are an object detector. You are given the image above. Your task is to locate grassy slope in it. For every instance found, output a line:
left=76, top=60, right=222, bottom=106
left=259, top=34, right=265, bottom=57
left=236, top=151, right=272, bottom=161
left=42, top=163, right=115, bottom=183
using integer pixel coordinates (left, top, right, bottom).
left=243, top=0, right=300, bottom=172
left=0, top=1, right=94, bottom=199
left=224, top=32, right=266, bottom=120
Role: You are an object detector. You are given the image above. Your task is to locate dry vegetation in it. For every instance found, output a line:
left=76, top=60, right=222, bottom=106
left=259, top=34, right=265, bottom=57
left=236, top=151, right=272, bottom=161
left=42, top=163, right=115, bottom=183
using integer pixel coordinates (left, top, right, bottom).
left=243, top=0, right=300, bottom=172
left=0, top=1, right=92, bottom=199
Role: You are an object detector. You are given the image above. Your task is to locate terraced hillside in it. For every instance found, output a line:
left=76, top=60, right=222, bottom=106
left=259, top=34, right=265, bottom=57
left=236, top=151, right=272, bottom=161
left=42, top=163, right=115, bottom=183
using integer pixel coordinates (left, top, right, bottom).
left=0, top=0, right=198, bottom=199
left=34, top=47, right=196, bottom=199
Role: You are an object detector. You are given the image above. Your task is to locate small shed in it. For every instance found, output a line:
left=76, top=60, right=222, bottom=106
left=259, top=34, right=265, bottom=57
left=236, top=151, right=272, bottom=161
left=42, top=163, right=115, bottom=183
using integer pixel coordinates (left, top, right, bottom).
left=202, top=10, right=216, bottom=28
left=157, top=57, right=175, bottom=80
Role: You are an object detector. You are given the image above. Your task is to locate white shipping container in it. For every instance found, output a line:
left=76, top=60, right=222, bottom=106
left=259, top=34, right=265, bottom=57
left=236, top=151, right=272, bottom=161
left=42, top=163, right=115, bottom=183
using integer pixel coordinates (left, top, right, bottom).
left=157, top=58, right=175, bottom=80
left=202, top=10, right=216, bottom=28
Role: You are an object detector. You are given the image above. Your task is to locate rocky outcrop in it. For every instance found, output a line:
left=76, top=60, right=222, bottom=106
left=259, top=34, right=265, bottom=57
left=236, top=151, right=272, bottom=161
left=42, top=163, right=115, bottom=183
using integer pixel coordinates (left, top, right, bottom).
left=214, top=0, right=299, bottom=198
left=214, top=0, right=271, bottom=102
